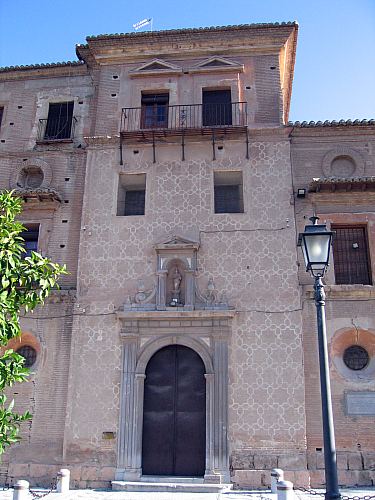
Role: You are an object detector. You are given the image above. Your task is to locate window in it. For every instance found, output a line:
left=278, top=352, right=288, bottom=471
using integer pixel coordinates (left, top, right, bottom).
left=117, top=174, right=146, bottom=216
left=16, top=346, right=37, bottom=368
left=0, top=107, right=3, bottom=129
left=343, top=345, right=369, bottom=371
left=332, top=225, right=372, bottom=285
left=44, top=101, right=74, bottom=140
left=214, top=171, right=243, bottom=214
left=21, top=225, right=39, bottom=257
left=141, top=93, right=169, bottom=129
left=202, top=89, right=232, bottom=126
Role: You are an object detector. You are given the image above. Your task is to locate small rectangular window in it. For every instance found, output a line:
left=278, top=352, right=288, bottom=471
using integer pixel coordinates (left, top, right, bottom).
left=141, top=93, right=169, bottom=129
left=44, top=101, right=74, bottom=140
left=21, top=224, right=39, bottom=258
left=117, top=174, right=146, bottom=216
left=214, top=171, right=243, bottom=214
left=332, top=225, right=372, bottom=285
left=0, top=107, right=4, bottom=129
left=202, top=89, right=232, bottom=126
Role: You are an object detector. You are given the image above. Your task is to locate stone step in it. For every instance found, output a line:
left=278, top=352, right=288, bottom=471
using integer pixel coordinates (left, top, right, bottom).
left=112, top=480, right=233, bottom=493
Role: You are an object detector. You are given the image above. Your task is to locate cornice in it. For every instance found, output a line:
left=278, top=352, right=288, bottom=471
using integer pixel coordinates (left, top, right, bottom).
left=0, top=61, right=88, bottom=81
left=84, top=135, right=120, bottom=147
left=76, top=23, right=297, bottom=65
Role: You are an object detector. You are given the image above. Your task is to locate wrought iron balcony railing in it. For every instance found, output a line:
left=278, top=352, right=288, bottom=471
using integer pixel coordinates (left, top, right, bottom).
left=121, top=102, right=247, bottom=135
left=37, top=116, right=77, bottom=142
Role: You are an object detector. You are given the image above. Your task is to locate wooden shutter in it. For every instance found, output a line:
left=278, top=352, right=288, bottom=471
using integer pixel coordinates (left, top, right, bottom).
left=214, top=185, right=241, bottom=213
left=124, top=190, right=145, bottom=216
left=202, top=89, right=232, bottom=126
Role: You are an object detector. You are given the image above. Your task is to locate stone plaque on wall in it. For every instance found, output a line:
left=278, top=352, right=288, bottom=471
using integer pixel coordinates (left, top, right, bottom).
left=346, top=392, right=375, bottom=416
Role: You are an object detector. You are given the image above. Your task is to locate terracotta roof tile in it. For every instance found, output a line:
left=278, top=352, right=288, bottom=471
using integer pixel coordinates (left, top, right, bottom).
left=86, top=21, right=298, bottom=41
left=288, top=119, right=375, bottom=127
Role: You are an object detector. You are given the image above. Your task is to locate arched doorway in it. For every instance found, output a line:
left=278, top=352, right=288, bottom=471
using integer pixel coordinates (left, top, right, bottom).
left=142, top=345, right=206, bottom=476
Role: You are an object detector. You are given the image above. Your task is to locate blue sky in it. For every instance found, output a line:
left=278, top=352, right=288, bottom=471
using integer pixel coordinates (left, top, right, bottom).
left=0, top=0, right=374, bottom=122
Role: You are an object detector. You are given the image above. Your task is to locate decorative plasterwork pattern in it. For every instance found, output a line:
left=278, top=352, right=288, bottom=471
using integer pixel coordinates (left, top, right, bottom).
left=321, top=147, right=366, bottom=177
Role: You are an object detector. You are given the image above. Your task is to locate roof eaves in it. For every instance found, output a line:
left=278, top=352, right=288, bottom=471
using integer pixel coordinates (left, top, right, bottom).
left=0, top=60, right=85, bottom=73
left=288, top=119, right=375, bottom=128
left=86, top=21, right=298, bottom=41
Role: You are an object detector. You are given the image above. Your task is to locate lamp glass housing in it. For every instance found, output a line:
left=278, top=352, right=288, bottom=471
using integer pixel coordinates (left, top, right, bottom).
left=298, top=221, right=333, bottom=277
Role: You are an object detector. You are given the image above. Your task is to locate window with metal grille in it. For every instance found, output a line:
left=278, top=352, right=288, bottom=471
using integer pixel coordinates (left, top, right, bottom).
left=44, top=101, right=74, bottom=140
left=117, top=173, right=146, bottom=216
left=214, top=171, right=243, bottom=214
left=16, top=345, right=37, bottom=368
left=21, top=225, right=39, bottom=258
left=141, top=93, right=169, bottom=129
left=332, top=225, right=372, bottom=285
left=343, top=345, right=369, bottom=371
left=202, top=89, right=232, bottom=126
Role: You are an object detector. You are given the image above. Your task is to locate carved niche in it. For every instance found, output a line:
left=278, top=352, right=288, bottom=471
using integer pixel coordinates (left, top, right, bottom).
left=123, top=235, right=230, bottom=312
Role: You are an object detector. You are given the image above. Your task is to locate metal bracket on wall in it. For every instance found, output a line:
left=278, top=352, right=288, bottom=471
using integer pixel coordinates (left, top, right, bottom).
left=212, top=129, right=216, bottom=161
left=120, top=135, right=124, bottom=165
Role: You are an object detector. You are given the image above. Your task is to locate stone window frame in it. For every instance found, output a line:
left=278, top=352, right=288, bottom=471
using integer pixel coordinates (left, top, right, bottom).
left=117, top=172, right=147, bottom=217
left=32, top=94, right=83, bottom=146
left=321, top=213, right=375, bottom=288
left=321, top=147, right=366, bottom=178
left=331, top=327, right=375, bottom=383
left=10, top=159, right=52, bottom=190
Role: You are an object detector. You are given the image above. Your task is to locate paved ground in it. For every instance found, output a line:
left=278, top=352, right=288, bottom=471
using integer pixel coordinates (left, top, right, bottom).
left=1, top=488, right=375, bottom=500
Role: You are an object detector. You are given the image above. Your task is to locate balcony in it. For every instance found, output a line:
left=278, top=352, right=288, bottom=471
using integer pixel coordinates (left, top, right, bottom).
left=36, top=116, right=77, bottom=143
left=119, top=102, right=248, bottom=163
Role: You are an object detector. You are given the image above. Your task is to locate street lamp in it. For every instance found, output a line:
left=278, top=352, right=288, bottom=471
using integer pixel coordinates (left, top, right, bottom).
left=298, top=216, right=340, bottom=500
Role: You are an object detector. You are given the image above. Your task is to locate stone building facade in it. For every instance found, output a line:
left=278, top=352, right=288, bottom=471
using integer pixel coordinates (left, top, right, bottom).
left=0, top=22, right=374, bottom=489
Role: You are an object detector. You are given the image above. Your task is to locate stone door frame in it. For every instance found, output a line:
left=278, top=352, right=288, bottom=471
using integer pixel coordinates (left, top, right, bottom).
left=115, top=310, right=234, bottom=484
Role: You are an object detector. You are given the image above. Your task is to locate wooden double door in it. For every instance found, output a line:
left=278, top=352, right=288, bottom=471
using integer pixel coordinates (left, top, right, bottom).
left=142, top=345, right=206, bottom=477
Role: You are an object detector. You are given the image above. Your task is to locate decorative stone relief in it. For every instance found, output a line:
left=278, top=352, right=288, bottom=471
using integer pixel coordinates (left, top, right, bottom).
left=321, top=147, right=366, bottom=178
left=123, top=235, right=231, bottom=311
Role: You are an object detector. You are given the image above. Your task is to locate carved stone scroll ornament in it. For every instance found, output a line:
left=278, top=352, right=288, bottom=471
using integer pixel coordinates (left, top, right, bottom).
left=124, top=279, right=156, bottom=310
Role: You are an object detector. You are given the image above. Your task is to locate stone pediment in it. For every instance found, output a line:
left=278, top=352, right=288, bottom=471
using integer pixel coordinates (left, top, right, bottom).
left=189, top=56, right=244, bottom=74
left=129, top=59, right=182, bottom=77
left=154, top=234, right=200, bottom=251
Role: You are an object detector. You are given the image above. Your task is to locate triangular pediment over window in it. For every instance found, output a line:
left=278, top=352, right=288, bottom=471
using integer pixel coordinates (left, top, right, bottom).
left=129, top=59, right=182, bottom=78
left=189, top=57, right=244, bottom=74
left=154, top=234, right=200, bottom=251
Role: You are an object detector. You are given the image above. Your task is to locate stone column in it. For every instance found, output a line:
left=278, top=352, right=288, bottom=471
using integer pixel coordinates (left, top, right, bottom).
left=213, top=338, right=230, bottom=483
left=156, top=271, right=167, bottom=310
left=116, top=337, right=141, bottom=481
left=204, top=373, right=215, bottom=480
left=184, top=270, right=195, bottom=310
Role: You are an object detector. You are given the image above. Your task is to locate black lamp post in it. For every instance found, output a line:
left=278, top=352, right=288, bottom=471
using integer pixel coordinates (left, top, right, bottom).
left=298, top=216, right=340, bottom=500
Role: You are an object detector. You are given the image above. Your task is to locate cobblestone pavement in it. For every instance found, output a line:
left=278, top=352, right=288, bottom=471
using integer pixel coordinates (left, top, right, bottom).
left=1, top=488, right=375, bottom=500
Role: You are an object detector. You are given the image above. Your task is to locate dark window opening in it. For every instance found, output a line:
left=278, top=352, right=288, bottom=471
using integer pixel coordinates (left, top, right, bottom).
left=332, top=226, right=372, bottom=285
left=21, top=225, right=39, bottom=258
left=141, top=93, right=169, bottom=129
left=0, top=107, right=4, bottom=129
left=117, top=174, right=146, bottom=216
left=202, top=89, right=232, bottom=126
left=16, top=345, right=37, bottom=368
left=44, top=101, right=74, bottom=140
left=343, top=345, right=369, bottom=371
left=214, top=171, right=243, bottom=214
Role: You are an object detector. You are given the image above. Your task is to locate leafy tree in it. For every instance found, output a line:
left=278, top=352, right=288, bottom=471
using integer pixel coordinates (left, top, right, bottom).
left=0, top=191, right=66, bottom=453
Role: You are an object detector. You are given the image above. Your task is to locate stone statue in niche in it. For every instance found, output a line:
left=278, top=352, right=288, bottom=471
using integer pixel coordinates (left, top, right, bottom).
left=170, top=267, right=182, bottom=306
